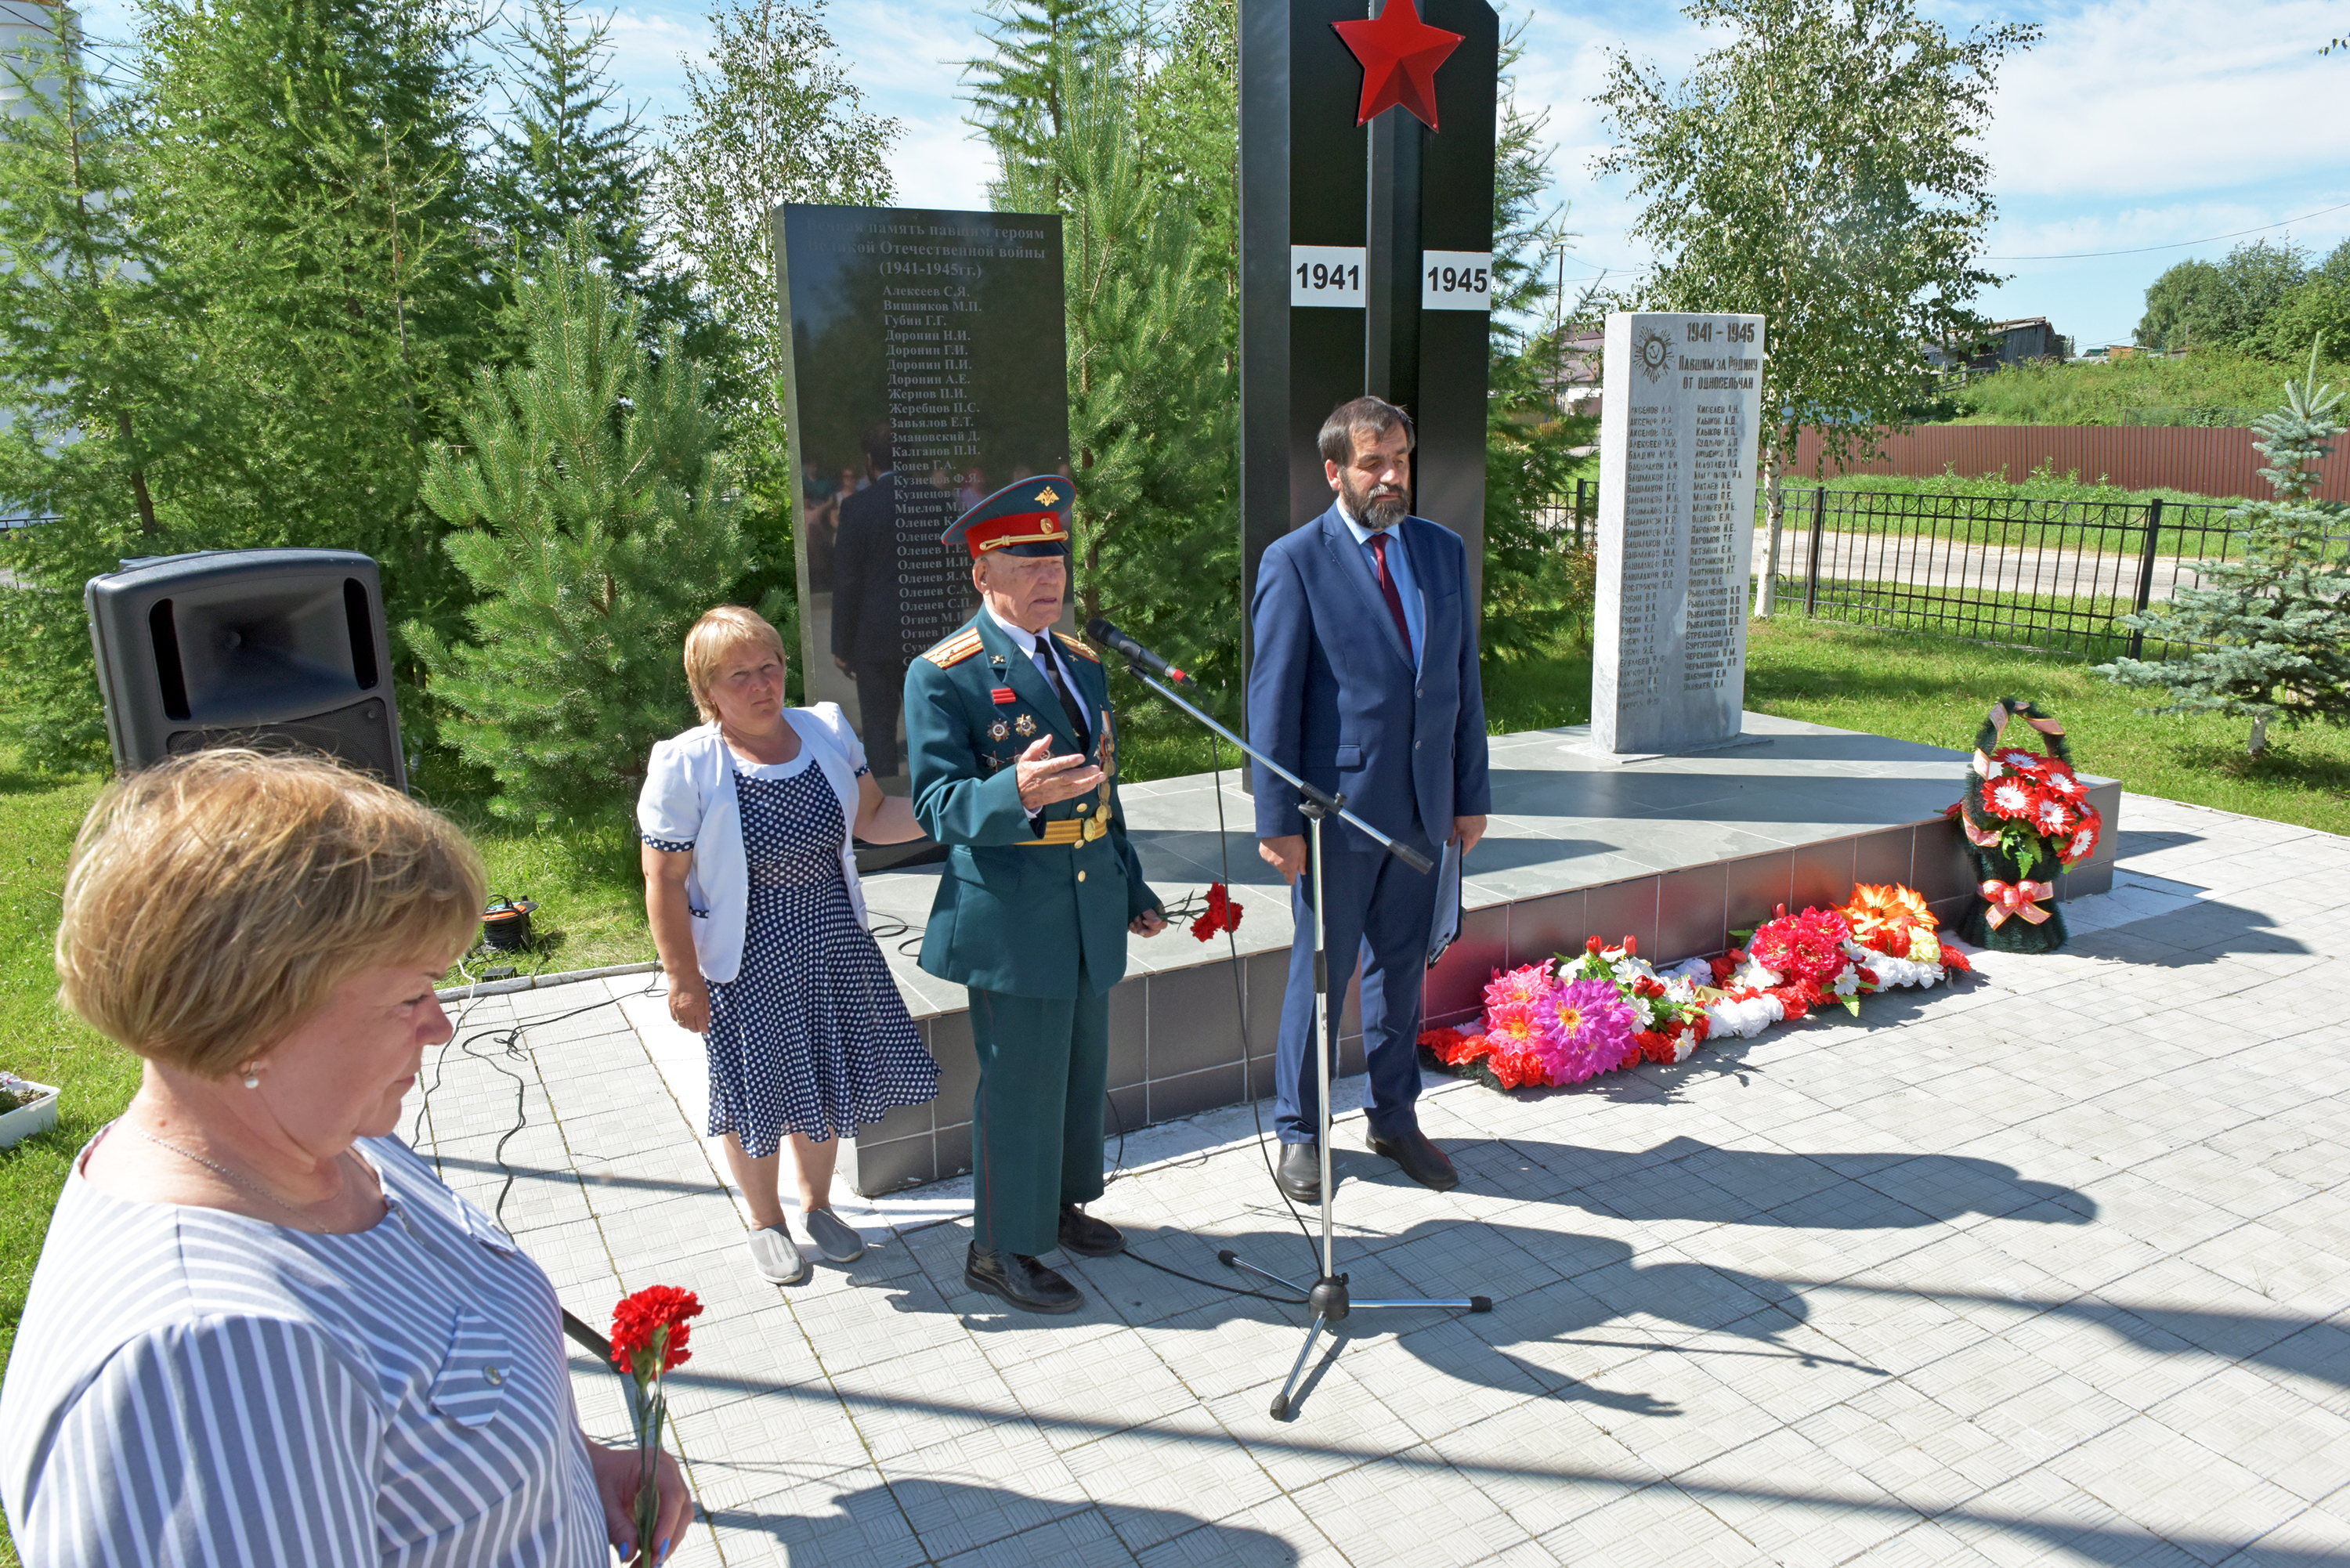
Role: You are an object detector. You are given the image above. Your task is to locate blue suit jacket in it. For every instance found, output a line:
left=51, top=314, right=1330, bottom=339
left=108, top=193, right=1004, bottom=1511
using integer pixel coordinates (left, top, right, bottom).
left=1247, top=504, right=1491, bottom=855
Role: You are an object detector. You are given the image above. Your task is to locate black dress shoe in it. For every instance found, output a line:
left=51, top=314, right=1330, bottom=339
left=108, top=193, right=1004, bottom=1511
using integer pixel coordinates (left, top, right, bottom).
left=1276, top=1141, right=1323, bottom=1205
left=1058, top=1204, right=1123, bottom=1257
left=1366, top=1125, right=1459, bottom=1192
left=964, top=1244, right=1084, bottom=1313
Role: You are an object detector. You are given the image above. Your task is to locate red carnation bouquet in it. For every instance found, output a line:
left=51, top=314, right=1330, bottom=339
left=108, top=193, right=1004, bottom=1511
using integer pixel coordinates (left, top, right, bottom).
left=1190, top=881, right=1244, bottom=942
left=611, top=1285, right=703, bottom=1566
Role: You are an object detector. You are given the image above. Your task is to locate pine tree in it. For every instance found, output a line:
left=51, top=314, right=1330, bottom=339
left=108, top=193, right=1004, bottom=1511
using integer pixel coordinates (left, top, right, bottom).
left=2097, top=344, right=2350, bottom=758
left=966, top=0, right=1130, bottom=201
left=407, top=230, right=754, bottom=824
left=982, top=29, right=1240, bottom=703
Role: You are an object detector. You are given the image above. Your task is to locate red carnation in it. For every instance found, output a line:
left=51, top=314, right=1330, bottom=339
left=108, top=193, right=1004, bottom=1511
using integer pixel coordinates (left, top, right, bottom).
left=1190, top=881, right=1245, bottom=942
left=611, top=1284, right=703, bottom=1377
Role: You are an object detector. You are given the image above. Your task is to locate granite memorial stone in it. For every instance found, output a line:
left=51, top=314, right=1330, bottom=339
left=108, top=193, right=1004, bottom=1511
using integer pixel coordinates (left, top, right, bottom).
left=774, top=205, right=1070, bottom=782
left=1591, top=310, right=1766, bottom=755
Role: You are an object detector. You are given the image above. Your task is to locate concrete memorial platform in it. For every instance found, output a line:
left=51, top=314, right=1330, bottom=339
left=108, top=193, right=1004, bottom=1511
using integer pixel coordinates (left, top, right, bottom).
left=403, top=789, right=2350, bottom=1566
left=804, top=711, right=2118, bottom=1197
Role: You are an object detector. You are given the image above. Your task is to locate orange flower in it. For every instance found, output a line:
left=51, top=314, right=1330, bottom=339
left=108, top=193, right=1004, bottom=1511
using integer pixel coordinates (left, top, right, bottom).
left=1840, top=883, right=1934, bottom=956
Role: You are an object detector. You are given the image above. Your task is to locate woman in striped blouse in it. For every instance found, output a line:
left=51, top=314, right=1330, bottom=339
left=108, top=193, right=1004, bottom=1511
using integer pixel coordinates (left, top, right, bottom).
left=0, top=752, right=692, bottom=1566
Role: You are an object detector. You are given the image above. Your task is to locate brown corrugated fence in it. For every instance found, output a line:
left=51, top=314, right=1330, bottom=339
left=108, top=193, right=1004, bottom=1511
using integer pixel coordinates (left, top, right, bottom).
left=1790, top=425, right=2350, bottom=503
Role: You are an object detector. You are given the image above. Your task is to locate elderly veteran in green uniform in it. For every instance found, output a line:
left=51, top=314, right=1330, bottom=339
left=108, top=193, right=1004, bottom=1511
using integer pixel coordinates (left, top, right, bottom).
left=904, top=479, right=1168, bottom=1314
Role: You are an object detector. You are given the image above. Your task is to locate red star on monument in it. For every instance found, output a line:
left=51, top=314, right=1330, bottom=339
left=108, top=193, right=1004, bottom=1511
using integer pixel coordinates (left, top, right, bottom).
left=1332, top=0, right=1464, bottom=131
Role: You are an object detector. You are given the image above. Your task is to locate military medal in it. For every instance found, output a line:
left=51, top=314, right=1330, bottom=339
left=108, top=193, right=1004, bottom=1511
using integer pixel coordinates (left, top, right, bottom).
left=1014, top=713, right=1038, bottom=737
left=1083, top=811, right=1108, bottom=842
left=988, top=719, right=1010, bottom=741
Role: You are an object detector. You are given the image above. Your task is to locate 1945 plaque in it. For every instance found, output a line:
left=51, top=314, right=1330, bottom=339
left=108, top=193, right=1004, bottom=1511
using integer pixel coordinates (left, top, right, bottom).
left=774, top=205, right=1070, bottom=781
left=1590, top=311, right=1766, bottom=755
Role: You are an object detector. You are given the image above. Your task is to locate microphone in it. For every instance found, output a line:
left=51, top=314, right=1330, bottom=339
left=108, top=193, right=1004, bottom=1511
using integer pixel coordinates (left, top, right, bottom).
left=1086, top=618, right=1189, bottom=684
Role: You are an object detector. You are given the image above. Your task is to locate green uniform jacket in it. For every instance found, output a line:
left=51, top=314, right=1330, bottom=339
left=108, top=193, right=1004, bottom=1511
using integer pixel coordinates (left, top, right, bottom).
left=906, top=612, right=1162, bottom=1000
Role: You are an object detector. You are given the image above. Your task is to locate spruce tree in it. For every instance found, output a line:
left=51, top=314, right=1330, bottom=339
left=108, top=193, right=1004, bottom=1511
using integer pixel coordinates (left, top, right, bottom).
left=1481, top=21, right=1595, bottom=660
left=483, top=0, right=702, bottom=350
left=2097, top=344, right=2350, bottom=757
left=982, top=32, right=1240, bottom=702
left=0, top=11, right=175, bottom=766
left=0, top=0, right=494, bottom=768
left=407, top=232, right=753, bottom=824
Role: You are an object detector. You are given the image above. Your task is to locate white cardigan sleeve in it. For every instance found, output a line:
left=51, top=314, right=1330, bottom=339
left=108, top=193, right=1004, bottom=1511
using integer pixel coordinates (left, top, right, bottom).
left=806, top=702, right=871, bottom=779
left=637, top=732, right=709, bottom=850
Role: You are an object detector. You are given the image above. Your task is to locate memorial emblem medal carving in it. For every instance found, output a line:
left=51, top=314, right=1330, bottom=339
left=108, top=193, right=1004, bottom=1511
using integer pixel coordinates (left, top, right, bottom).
left=1591, top=311, right=1767, bottom=755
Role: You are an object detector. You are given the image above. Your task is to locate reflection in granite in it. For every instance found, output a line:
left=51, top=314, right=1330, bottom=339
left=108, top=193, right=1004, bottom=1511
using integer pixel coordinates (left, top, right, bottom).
left=776, top=205, right=1071, bottom=783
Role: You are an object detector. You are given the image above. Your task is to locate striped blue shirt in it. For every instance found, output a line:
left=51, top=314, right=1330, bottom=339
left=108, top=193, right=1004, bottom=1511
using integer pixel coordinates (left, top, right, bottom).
left=0, top=1129, right=606, bottom=1566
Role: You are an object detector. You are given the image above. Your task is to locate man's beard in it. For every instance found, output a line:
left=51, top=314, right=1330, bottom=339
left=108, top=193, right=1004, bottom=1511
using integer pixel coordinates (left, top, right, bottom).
left=1343, top=471, right=1409, bottom=529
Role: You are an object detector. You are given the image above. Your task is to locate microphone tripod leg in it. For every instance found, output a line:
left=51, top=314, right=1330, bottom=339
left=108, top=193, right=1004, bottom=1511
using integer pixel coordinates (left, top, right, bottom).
left=1270, top=1312, right=1329, bottom=1420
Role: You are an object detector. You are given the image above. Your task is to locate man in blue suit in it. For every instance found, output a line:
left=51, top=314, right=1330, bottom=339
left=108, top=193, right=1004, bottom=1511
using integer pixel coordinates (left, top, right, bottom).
left=1249, top=396, right=1491, bottom=1201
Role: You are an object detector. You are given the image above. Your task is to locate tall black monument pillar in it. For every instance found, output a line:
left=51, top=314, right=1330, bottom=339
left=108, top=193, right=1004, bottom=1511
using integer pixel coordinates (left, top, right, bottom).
left=1238, top=0, right=1499, bottom=686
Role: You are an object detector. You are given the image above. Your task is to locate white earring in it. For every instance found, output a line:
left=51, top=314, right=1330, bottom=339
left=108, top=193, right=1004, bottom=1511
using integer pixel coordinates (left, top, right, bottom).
left=240, top=1063, right=261, bottom=1089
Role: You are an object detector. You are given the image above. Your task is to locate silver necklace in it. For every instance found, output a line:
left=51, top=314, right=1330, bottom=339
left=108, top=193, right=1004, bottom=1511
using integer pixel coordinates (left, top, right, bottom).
left=121, top=1122, right=322, bottom=1223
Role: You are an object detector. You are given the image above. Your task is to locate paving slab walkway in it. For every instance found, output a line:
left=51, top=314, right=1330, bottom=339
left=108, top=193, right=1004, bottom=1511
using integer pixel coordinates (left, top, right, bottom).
left=404, top=790, right=2350, bottom=1567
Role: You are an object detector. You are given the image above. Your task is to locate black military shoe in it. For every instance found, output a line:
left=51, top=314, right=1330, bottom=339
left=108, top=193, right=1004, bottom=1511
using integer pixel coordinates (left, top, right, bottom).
left=1276, top=1141, right=1322, bottom=1205
left=1366, top=1125, right=1459, bottom=1192
left=965, top=1243, right=1084, bottom=1313
left=1058, top=1204, right=1124, bottom=1257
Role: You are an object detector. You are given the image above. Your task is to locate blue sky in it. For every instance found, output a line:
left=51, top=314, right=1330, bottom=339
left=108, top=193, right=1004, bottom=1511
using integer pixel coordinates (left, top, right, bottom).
left=71, top=0, right=2350, bottom=349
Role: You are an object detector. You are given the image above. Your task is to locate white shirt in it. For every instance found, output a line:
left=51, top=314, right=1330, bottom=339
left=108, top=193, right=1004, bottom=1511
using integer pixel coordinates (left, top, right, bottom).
left=1336, top=497, right=1424, bottom=670
left=983, top=602, right=1095, bottom=737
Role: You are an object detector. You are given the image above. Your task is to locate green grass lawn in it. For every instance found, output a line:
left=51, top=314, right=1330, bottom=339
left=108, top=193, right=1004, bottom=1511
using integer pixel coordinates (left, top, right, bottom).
left=1745, top=618, right=2350, bottom=835
left=3, top=618, right=2347, bottom=1563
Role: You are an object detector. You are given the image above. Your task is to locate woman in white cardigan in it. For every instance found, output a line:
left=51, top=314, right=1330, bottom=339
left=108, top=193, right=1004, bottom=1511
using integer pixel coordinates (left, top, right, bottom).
left=638, top=606, right=938, bottom=1284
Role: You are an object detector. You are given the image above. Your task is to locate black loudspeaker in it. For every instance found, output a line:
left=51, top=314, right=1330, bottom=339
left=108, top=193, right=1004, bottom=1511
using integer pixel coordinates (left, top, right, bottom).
left=85, top=549, right=407, bottom=789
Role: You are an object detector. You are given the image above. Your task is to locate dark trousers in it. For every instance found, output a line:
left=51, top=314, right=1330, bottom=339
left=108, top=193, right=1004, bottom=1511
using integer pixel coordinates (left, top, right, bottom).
left=966, top=974, right=1109, bottom=1256
left=853, top=659, right=908, bottom=777
left=1274, top=844, right=1437, bottom=1145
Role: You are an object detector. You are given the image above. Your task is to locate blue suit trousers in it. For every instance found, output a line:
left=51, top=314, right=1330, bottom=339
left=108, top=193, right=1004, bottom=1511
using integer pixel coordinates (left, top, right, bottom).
left=1274, top=844, right=1436, bottom=1145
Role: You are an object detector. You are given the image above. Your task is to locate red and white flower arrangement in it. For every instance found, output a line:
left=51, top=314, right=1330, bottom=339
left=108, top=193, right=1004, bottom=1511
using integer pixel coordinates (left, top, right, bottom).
left=1950, top=700, right=2103, bottom=881
left=1421, top=883, right=1972, bottom=1094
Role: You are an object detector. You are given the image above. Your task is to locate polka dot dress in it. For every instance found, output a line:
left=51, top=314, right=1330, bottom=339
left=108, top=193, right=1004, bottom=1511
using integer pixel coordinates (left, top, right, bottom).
left=696, top=757, right=938, bottom=1158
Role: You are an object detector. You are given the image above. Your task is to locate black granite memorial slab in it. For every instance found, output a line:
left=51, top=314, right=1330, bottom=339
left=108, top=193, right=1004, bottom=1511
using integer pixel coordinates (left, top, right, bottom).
left=774, top=205, right=1070, bottom=785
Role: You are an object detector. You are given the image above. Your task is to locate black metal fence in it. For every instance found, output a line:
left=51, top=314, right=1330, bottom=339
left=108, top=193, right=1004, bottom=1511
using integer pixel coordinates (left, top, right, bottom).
left=1544, top=479, right=2350, bottom=658
left=1749, top=486, right=2266, bottom=658
left=1531, top=478, right=1598, bottom=551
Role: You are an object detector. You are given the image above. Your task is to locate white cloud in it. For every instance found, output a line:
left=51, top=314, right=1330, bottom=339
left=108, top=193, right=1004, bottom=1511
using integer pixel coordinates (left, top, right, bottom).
left=1981, top=0, right=2350, bottom=200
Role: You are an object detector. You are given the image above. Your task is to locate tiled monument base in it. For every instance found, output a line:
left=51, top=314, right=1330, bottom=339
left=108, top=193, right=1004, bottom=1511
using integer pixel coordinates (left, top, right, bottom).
left=840, top=711, right=2119, bottom=1196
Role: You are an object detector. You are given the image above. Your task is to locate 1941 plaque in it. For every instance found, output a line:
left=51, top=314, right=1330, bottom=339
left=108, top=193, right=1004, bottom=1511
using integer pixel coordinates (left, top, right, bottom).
left=774, top=204, right=1070, bottom=782
left=1590, top=311, right=1766, bottom=755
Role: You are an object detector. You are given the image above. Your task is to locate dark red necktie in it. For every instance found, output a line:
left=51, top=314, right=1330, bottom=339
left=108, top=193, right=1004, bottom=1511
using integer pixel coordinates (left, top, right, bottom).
left=1369, top=531, right=1413, bottom=657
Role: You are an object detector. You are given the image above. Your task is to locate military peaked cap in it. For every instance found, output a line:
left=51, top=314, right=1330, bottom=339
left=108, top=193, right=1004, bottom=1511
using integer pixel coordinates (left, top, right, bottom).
left=943, top=477, right=1072, bottom=558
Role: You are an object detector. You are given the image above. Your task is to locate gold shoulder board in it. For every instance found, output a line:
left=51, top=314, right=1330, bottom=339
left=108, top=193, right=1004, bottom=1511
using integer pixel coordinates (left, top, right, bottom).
left=1054, top=631, right=1101, bottom=663
left=922, top=630, right=985, bottom=668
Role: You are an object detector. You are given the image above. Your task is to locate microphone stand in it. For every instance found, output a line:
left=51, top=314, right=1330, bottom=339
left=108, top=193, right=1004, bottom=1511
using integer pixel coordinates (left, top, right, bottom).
left=1107, top=661, right=1490, bottom=1420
